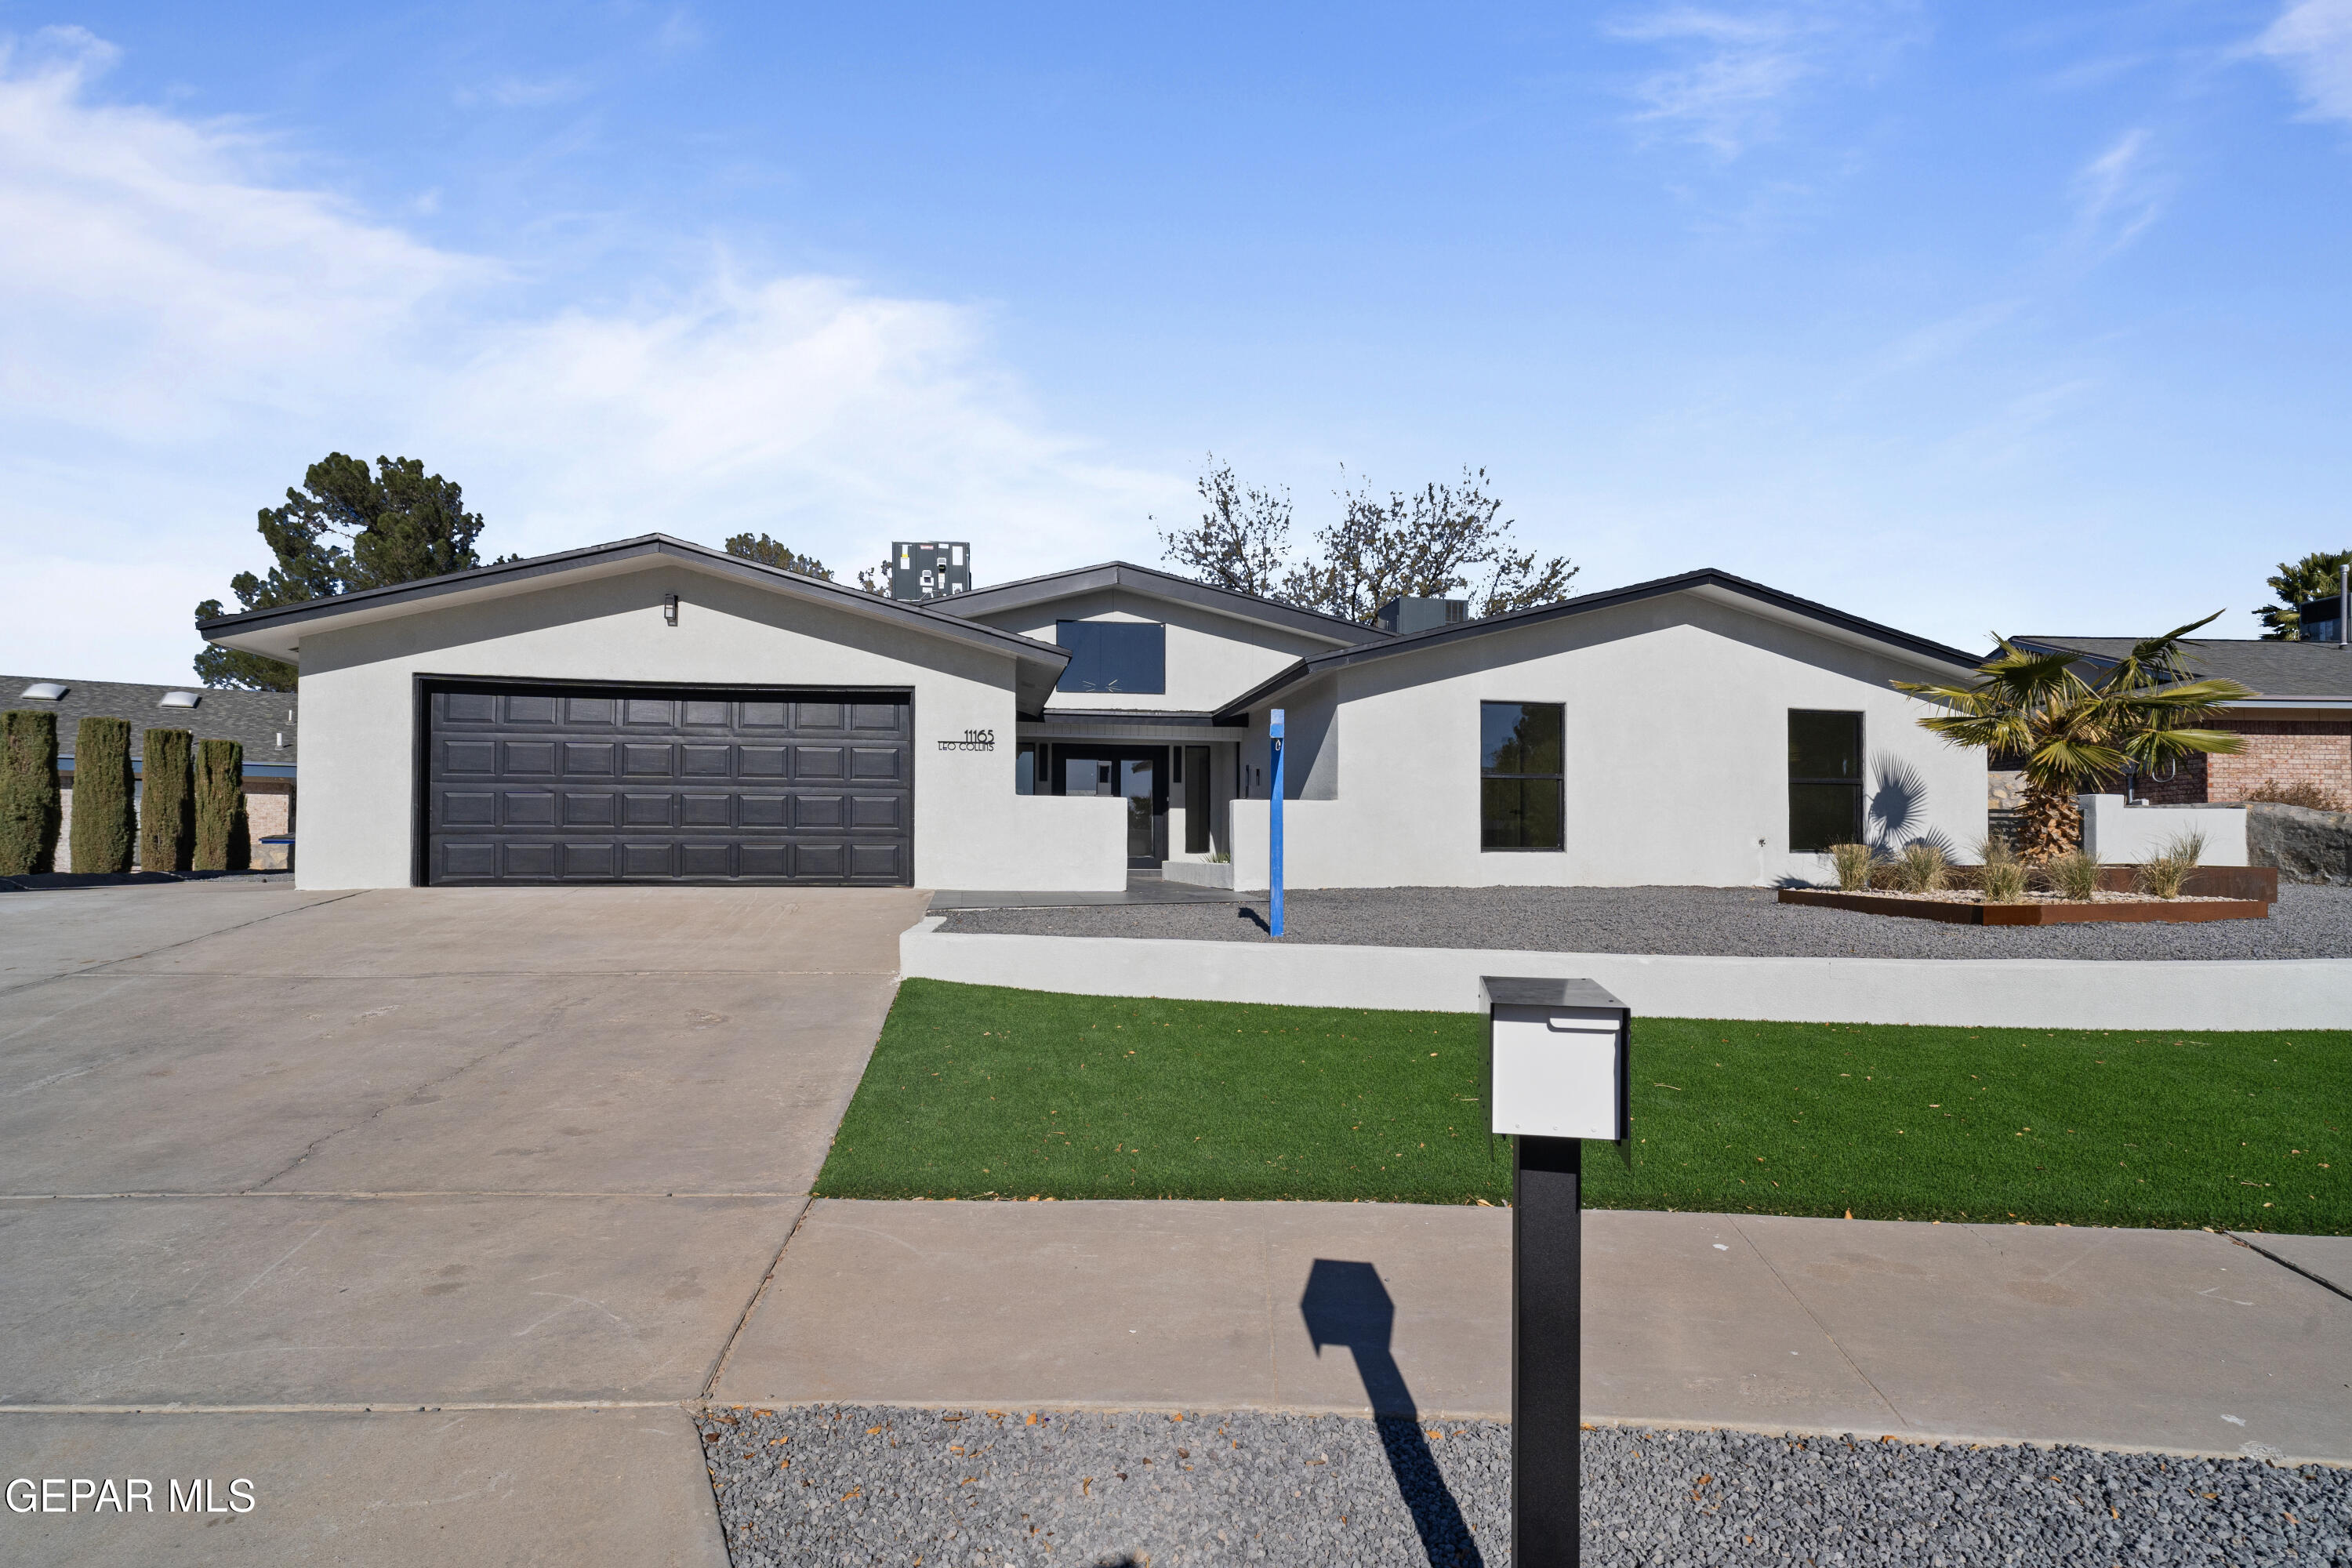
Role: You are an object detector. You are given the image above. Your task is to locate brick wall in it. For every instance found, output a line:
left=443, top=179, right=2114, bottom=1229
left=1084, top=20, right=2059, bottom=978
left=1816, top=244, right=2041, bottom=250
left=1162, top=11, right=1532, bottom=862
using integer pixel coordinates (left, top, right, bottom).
left=2208, top=720, right=2351, bottom=810
left=56, top=776, right=294, bottom=872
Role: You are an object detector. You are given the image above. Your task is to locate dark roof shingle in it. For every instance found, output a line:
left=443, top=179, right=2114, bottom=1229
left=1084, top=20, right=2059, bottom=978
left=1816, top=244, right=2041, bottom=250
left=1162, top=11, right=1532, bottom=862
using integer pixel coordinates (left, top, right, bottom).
left=2006, top=639, right=2352, bottom=702
left=2, top=677, right=297, bottom=771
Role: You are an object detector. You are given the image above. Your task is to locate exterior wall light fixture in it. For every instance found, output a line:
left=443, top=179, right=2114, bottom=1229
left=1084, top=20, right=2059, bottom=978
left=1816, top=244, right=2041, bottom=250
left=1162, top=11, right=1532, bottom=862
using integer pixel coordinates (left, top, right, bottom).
left=663, top=593, right=679, bottom=627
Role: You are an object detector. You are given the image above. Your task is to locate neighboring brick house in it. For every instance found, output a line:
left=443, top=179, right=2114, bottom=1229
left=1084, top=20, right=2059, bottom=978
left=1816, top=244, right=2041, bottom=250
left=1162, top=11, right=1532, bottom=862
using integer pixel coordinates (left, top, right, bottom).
left=3, top=675, right=298, bottom=870
left=1997, top=638, right=2352, bottom=811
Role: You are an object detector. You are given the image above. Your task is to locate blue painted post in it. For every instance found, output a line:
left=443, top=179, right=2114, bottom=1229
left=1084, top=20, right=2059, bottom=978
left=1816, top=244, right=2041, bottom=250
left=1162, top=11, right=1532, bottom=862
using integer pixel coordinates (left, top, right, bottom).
left=1269, top=708, right=1285, bottom=938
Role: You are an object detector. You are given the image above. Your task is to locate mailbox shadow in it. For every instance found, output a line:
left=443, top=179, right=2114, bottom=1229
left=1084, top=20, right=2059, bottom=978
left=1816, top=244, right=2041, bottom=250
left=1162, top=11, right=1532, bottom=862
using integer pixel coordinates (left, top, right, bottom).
left=1299, top=1259, right=1485, bottom=1567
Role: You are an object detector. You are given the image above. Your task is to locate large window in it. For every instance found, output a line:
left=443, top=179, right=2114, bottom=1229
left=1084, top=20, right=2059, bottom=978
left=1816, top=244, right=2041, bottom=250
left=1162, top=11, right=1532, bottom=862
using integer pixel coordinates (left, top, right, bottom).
left=1480, top=701, right=1563, bottom=851
left=1788, top=710, right=1864, bottom=851
left=1055, top=620, right=1166, bottom=695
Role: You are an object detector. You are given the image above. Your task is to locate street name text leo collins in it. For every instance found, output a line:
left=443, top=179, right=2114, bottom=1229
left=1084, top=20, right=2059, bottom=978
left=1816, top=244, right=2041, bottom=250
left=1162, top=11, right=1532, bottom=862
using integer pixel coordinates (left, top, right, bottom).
left=9, top=1477, right=256, bottom=1515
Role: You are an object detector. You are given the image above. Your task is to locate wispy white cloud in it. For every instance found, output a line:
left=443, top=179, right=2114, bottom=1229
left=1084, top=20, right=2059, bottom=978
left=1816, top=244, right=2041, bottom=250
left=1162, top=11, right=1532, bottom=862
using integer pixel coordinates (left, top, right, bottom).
left=2068, top=127, right=2170, bottom=260
left=464, top=74, right=590, bottom=110
left=2252, top=0, right=2352, bottom=123
left=0, top=31, right=1171, bottom=680
left=1603, top=2, right=1922, bottom=156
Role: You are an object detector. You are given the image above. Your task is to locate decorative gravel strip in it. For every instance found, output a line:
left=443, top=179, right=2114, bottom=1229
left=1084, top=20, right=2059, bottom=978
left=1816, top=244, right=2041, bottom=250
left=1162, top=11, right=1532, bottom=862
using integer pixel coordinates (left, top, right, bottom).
left=937, top=884, right=2352, bottom=961
left=696, top=1404, right=2350, bottom=1566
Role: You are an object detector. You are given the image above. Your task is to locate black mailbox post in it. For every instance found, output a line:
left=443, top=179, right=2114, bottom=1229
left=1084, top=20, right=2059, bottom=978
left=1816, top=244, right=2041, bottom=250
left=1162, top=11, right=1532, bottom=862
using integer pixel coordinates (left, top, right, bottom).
left=1482, top=976, right=1632, bottom=1568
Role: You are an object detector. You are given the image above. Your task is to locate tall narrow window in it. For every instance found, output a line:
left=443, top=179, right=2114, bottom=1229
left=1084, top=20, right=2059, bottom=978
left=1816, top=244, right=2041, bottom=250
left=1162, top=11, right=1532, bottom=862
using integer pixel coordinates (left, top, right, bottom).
left=1788, top=710, right=1864, bottom=851
left=1014, top=742, right=1037, bottom=796
left=1480, top=702, right=1564, bottom=851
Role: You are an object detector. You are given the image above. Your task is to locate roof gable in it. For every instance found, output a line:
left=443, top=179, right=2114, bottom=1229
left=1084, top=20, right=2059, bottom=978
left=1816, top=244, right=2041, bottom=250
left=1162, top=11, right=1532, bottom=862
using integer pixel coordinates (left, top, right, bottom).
left=945, top=561, right=1390, bottom=648
left=1215, top=568, right=1983, bottom=720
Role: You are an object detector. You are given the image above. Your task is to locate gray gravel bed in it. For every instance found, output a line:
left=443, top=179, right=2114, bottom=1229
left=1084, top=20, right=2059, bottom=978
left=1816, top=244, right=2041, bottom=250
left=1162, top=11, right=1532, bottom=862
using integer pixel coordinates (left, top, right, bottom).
left=937, top=884, right=2352, bottom=961
left=697, top=1404, right=2349, bottom=1566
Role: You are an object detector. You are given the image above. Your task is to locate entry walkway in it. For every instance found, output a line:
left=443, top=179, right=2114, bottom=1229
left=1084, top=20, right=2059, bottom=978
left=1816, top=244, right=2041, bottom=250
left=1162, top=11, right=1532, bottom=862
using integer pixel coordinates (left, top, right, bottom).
left=718, top=1200, right=2352, bottom=1465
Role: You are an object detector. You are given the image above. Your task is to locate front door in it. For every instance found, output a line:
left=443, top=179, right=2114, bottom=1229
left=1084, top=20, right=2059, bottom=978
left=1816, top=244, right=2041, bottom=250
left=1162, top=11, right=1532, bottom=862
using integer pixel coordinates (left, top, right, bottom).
left=1119, top=758, right=1156, bottom=862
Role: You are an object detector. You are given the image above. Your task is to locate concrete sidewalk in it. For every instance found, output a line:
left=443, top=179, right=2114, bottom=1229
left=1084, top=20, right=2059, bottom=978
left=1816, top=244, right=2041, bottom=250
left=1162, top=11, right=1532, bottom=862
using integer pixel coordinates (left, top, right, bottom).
left=719, top=1200, right=2352, bottom=1465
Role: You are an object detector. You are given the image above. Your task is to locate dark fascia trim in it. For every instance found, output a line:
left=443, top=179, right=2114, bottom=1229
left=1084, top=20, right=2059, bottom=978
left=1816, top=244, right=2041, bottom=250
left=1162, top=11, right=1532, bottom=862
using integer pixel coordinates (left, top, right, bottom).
left=944, top=561, right=1392, bottom=647
left=196, top=534, right=1073, bottom=670
left=1214, top=568, right=1984, bottom=721
left=1025, top=710, right=1249, bottom=728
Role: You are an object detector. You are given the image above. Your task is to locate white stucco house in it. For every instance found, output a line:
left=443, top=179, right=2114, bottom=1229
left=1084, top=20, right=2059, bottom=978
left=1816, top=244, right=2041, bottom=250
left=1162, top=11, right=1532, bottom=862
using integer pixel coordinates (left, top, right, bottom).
left=196, top=535, right=1987, bottom=892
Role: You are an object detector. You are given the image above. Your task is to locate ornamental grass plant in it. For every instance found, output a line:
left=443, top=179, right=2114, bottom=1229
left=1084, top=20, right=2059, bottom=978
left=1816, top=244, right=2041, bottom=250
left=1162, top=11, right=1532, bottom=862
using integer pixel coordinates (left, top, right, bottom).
left=1974, top=837, right=2029, bottom=904
left=2042, top=849, right=2103, bottom=902
left=2134, top=829, right=2207, bottom=900
left=1828, top=841, right=1875, bottom=891
left=1894, top=840, right=1949, bottom=894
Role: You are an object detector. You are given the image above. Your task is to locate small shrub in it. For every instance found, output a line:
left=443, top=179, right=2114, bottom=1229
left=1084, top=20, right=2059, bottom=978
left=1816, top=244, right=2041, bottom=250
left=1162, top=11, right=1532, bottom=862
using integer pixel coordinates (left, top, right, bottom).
left=70, top=717, right=135, bottom=875
left=138, top=728, right=193, bottom=873
left=2133, top=829, right=2208, bottom=900
left=1, top=710, right=61, bottom=876
left=2042, top=849, right=2102, bottom=902
left=193, top=739, right=248, bottom=872
left=2243, top=778, right=2345, bottom=812
left=1895, top=840, right=1949, bottom=894
left=1828, top=842, right=1875, bottom=891
left=1980, top=858, right=2029, bottom=902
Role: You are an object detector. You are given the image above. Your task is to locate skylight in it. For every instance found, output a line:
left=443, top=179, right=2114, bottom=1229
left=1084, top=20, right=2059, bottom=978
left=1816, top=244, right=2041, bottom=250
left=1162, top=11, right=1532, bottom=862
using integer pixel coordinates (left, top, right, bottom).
left=159, top=691, right=201, bottom=708
left=20, top=682, right=65, bottom=700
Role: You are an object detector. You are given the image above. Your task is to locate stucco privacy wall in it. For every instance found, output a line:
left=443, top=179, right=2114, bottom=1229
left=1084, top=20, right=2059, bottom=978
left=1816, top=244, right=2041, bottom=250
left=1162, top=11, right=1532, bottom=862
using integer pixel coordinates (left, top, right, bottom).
left=901, top=920, right=2352, bottom=1031
left=961, top=586, right=1348, bottom=715
left=291, top=559, right=1127, bottom=891
left=1225, top=592, right=1985, bottom=888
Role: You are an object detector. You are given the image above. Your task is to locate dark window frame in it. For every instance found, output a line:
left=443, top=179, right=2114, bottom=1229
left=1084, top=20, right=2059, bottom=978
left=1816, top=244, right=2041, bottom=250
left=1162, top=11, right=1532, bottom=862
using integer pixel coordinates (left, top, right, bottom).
left=1479, top=699, right=1565, bottom=853
left=1054, top=619, right=1167, bottom=695
left=1788, top=709, right=1865, bottom=852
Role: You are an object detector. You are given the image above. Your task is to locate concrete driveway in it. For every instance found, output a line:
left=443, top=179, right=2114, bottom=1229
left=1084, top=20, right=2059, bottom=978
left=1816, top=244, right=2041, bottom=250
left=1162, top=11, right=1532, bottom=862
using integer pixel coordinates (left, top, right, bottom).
left=0, top=880, right=927, bottom=1566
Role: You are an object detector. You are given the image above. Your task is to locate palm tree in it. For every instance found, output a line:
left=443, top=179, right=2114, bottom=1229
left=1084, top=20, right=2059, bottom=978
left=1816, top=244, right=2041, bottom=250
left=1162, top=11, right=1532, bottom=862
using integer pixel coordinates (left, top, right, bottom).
left=1894, top=615, right=2253, bottom=860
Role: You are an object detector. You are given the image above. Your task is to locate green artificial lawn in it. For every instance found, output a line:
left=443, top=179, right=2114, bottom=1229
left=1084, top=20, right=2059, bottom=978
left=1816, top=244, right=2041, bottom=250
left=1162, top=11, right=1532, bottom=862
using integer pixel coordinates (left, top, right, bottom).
left=815, top=980, right=2350, bottom=1232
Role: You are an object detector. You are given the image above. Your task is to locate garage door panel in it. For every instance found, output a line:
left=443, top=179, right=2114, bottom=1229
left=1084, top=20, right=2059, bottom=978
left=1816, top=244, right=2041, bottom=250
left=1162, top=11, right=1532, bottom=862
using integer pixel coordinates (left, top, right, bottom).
left=502, top=792, right=555, bottom=826
left=621, top=841, right=673, bottom=878
left=426, top=684, right=910, bottom=886
left=848, top=842, right=904, bottom=880
left=791, top=794, right=844, bottom=829
left=442, top=791, right=498, bottom=826
left=681, top=793, right=734, bottom=827
left=442, top=740, right=497, bottom=775
left=503, top=842, right=558, bottom=880
left=503, top=739, right=557, bottom=775
left=622, top=792, right=674, bottom=826
left=794, top=842, right=845, bottom=879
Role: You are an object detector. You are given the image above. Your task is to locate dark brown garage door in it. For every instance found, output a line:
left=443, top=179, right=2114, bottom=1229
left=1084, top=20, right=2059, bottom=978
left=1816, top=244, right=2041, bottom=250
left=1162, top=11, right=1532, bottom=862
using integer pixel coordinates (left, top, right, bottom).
left=423, top=684, right=912, bottom=885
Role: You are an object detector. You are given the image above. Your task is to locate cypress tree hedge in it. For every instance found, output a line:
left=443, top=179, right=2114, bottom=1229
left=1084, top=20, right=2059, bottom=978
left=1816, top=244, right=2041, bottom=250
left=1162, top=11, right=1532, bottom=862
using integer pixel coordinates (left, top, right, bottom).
left=70, top=717, right=135, bottom=875
left=139, top=728, right=194, bottom=873
left=1, top=709, right=62, bottom=876
left=194, top=739, right=249, bottom=872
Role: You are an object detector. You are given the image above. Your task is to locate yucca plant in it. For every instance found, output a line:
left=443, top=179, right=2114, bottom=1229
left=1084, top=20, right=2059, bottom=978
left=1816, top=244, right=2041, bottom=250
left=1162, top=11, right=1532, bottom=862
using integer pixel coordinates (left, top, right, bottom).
left=1828, top=841, right=1875, bottom=892
left=1895, top=615, right=2253, bottom=860
left=1895, top=840, right=1949, bottom=893
left=2042, top=850, right=2103, bottom=902
left=2134, top=829, right=2207, bottom=900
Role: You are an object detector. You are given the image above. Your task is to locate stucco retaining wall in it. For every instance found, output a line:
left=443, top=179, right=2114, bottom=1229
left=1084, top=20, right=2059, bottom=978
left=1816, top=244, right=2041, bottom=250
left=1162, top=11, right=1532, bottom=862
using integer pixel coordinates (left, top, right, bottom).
left=899, top=918, right=2352, bottom=1029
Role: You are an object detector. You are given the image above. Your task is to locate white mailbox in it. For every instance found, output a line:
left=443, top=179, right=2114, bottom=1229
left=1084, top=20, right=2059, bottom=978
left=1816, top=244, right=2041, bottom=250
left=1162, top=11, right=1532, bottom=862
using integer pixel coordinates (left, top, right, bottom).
left=1483, top=976, right=1629, bottom=1143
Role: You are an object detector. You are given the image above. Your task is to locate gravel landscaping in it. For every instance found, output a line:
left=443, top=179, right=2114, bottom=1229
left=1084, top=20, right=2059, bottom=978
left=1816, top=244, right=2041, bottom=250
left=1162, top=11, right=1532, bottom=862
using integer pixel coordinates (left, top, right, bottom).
left=938, top=884, right=2352, bottom=960
left=698, top=1403, right=2350, bottom=1566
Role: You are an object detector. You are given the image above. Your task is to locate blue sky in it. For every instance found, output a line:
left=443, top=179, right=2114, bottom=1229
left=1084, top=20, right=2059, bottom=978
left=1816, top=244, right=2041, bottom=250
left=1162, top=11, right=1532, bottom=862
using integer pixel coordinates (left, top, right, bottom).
left=3, top=1, right=2349, bottom=679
